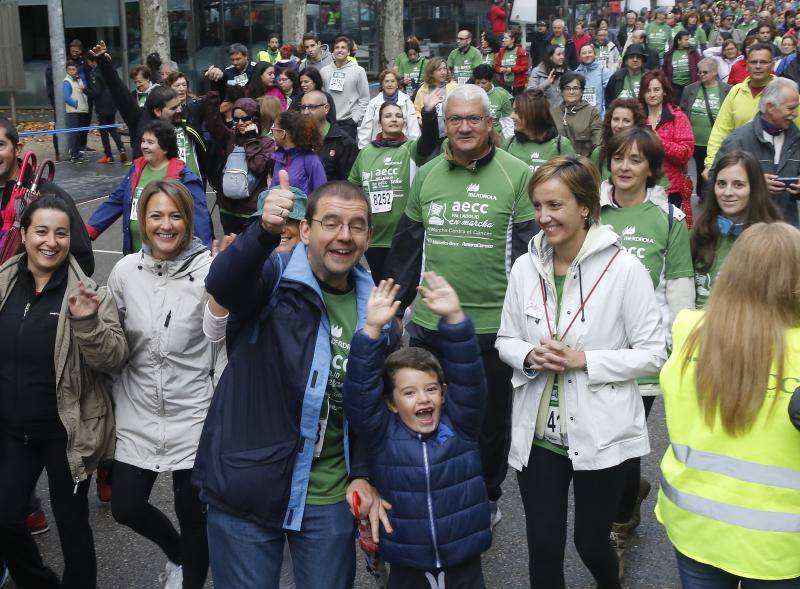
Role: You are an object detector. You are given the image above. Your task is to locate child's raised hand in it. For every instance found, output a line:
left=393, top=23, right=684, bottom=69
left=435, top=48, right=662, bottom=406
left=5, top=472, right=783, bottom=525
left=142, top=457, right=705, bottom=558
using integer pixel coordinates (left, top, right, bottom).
left=418, top=272, right=465, bottom=324
left=364, top=279, right=401, bottom=339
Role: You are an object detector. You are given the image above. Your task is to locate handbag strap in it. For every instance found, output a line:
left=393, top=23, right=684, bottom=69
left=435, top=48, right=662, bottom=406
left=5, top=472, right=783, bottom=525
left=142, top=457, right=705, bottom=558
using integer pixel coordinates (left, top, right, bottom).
left=701, top=85, right=716, bottom=126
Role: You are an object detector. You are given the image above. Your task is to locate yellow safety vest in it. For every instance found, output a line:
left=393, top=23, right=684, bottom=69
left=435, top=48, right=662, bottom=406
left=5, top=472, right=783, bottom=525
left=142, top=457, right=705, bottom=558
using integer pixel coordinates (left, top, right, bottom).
left=656, top=310, right=800, bottom=580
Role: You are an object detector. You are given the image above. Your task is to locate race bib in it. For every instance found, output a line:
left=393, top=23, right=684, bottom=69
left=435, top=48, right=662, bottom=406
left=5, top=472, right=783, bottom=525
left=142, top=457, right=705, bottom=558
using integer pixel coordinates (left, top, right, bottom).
left=457, top=75, right=469, bottom=85
left=544, top=405, right=562, bottom=446
left=329, top=71, right=346, bottom=92
left=233, top=72, right=249, bottom=87
left=131, top=186, right=143, bottom=221
left=584, top=87, right=597, bottom=106
left=369, top=190, right=394, bottom=213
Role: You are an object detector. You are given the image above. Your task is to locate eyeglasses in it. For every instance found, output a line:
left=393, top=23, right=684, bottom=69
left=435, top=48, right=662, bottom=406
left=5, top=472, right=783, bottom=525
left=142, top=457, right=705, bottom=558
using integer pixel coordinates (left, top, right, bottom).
left=563, top=85, right=583, bottom=93
left=311, top=218, right=369, bottom=235
left=232, top=115, right=252, bottom=123
left=301, top=103, right=326, bottom=111
left=270, top=125, right=284, bottom=132
left=445, top=115, right=485, bottom=127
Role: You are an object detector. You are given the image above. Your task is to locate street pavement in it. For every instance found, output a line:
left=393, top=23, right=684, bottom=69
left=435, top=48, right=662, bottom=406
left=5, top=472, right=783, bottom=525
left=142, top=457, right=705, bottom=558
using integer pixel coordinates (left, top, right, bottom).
left=15, top=151, right=681, bottom=588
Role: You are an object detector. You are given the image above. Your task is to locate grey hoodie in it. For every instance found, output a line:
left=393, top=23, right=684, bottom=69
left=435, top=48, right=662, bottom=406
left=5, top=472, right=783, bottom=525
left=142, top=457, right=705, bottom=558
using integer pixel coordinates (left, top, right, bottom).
left=320, top=59, right=371, bottom=124
left=301, top=47, right=333, bottom=71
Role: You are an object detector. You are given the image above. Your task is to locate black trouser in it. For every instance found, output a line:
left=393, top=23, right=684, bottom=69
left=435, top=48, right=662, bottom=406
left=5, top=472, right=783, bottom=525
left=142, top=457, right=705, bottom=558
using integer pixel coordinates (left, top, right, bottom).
left=615, top=394, right=656, bottom=523
left=364, top=247, right=390, bottom=285
left=79, top=98, right=93, bottom=150
left=517, top=444, right=635, bottom=589
left=65, top=112, right=84, bottom=159
left=111, top=461, right=209, bottom=589
left=693, top=145, right=709, bottom=202
left=672, top=83, right=685, bottom=107
left=388, top=555, right=485, bottom=589
left=97, top=112, right=125, bottom=157
left=410, top=327, right=512, bottom=502
left=219, top=210, right=255, bottom=236
left=0, top=433, right=95, bottom=589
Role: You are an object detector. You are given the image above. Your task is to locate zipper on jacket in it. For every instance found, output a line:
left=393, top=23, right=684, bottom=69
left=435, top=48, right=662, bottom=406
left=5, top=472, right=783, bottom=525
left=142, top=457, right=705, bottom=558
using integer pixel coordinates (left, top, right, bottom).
left=421, top=436, right=442, bottom=568
left=164, top=310, right=172, bottom=328
left=16, top=300, right=31, bottom=408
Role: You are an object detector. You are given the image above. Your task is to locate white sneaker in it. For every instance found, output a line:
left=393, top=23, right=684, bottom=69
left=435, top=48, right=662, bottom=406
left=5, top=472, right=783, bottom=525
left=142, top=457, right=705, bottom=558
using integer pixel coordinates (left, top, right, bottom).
left=159, top=561, right=183, bottom=589
left=0, top=562, right=10, bottom=588
left=489, top=501, right=502, bottom=529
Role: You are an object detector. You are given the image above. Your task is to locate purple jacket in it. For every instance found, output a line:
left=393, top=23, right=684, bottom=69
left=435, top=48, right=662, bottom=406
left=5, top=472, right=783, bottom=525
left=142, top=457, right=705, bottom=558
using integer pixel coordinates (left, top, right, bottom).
left=270, top=147, right=327, bottom=195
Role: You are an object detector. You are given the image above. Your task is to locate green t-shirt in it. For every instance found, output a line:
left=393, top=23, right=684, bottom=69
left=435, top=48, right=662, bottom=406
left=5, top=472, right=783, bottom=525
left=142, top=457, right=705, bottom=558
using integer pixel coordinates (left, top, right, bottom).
left=306, top=288, right=357, bottom=505
left=737, top=21, right=757, bottom=36
left=671, top=49, right=691, bottom=86
left=594, top=43, right=613, bottom=69
left=397, top=54, right=427, bottom=94
left=694, top=232, right=737, bottom=307
left=130, top=163, right=169, bottom=252
left=347, top=140, right=419, bottom=248
left=590, top=145, right=610, bottom=181
left=175, top=125, right=201, bottom=181
left=487, top=86, right=513, bottom=137
left=447, top=46, right=484, bottom=85
left=602, top=199, right=693, bottom=383
left=533, top=273, right=568, bottom=456
left=499, top=48, right=518, bottom=87
left=689, top=26, right=708, bottom=48
left=483, top=51, right=498, bottom=66
left=404, top=149, right=534, bottom=333
left=689, top=84, right=721, bottom=147
left=646, top=22, right=672, bottom=57
left=501, top=134, right=576, bottom=173
left=617, top=71, right=642, bottom=100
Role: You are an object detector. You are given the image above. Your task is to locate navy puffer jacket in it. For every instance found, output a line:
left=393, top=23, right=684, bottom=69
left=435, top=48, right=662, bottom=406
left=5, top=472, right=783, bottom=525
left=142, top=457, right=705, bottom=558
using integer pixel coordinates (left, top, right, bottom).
left=344, top=317, right=492, bottom=569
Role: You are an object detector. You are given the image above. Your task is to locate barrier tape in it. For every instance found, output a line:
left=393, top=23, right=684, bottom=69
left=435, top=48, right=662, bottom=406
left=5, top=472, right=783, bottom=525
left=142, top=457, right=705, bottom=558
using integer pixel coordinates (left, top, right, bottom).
left=18, top=123, right=127, bottom=138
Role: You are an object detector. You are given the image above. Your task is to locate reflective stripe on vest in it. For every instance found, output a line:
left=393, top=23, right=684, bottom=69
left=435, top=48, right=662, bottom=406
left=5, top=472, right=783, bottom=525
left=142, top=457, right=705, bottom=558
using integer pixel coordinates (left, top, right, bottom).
left=671, top=443, right=800, bottom=491
left=660, top=475, right=800, bottom=533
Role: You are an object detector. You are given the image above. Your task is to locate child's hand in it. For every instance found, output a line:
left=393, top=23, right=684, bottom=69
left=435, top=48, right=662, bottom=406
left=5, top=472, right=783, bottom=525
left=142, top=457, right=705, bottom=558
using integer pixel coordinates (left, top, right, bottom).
left=364, top=279, right=401, bottom=339
left=418, top=272, right=465, bottom=324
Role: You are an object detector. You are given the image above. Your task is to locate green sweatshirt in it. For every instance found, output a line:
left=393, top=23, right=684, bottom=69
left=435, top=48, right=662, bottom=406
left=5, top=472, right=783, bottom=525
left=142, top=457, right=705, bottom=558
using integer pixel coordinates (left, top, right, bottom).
left=501, top=134, right=576, bottom=173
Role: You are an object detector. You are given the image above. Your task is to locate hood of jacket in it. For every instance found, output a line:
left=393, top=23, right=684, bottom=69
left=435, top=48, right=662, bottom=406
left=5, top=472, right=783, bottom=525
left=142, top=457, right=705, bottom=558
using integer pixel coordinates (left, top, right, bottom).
left=599, top=180, right=669, bottom=209
left=529, top=222, right=621, bottom=277
left=308, top=48, right=332, bottom=64
left=556, top=100, right=592, bottom=116
left=330, top=58, right=357, bottom=72
left=139, top=237, right=211, bottom=279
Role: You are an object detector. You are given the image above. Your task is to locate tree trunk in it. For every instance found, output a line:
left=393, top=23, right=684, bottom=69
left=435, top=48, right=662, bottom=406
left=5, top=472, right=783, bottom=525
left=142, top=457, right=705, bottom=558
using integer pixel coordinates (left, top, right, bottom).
left=283, top=0, right=306, bottom=47
left=140, top=0, right=170, bottom=64
left=379, top=0, right=404, bottom=70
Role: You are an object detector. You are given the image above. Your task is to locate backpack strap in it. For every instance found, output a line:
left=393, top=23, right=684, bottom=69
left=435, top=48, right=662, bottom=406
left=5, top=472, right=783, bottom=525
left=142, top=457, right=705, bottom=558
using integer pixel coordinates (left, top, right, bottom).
left=557, top=135, right=562, bottom=154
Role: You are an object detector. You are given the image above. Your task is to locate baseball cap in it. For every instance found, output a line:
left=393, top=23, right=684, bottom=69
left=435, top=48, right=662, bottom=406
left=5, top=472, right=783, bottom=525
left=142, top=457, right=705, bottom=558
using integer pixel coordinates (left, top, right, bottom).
left=625, top=44, right=647, bottom=59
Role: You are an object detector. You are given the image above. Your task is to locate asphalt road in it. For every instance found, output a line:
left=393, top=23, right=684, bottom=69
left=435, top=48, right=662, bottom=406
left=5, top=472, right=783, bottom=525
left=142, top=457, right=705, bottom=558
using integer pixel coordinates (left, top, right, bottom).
left=16, top=155, right=681, bottom=589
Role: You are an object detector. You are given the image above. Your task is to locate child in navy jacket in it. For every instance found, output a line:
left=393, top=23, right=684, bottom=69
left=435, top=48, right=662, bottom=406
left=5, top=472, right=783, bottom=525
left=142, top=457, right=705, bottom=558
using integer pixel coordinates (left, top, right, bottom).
left=343, top=272, right=492, bottom=589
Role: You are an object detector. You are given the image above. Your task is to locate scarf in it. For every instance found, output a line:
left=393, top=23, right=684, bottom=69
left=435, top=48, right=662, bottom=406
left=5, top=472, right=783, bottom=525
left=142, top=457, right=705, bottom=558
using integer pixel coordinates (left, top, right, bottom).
left=717, top=215, right=744, bottom=235
left=760, top=113, right=784, bottom=136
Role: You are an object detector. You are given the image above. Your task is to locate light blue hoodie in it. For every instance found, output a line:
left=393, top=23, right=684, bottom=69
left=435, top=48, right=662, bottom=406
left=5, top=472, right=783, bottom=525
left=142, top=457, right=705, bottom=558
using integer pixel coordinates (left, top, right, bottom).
left=575, top=60, right=613, bottom=117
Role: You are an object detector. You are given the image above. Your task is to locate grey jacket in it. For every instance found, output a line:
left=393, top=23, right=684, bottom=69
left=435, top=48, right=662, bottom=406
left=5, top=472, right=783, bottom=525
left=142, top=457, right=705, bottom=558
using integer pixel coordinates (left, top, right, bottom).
left=679, top=81, right=731, bottom=122
left=107, top=239, right=221, bottom=472
left=0, top=254, right=127, bottom=482
left=320, top=59, right=371, bottom=124
left=714, top=114, right=800, bottom=227
left=527, top=63, right=564, bottom=107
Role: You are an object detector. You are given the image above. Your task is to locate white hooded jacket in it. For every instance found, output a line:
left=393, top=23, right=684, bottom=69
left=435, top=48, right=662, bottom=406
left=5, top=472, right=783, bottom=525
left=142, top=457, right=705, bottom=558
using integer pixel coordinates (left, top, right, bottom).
left=496, top=223, right=667, bottom=471
left=107, top=239, right=222, bottom=471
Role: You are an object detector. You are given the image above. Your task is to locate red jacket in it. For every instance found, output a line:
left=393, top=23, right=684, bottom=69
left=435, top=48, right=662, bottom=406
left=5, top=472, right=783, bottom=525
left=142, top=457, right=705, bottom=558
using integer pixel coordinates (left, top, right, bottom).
left=652, top=103, right=695, bottom=226
left=489, top=4, right=507, bottom=35
left=495, top=46, right=529, bottom=89
left=726, top=58, right=749, bottom=86
left=573, top=33, right=593, bottom=54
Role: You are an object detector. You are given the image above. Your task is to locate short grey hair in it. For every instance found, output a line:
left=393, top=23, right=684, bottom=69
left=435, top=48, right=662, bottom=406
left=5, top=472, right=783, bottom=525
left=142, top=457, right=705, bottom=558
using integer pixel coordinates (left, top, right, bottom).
left=698, top=57, right=717, bottom=72
left=760, top=77, right=799, bottom=113
left=552, top=19, right=565, bottom=28
left=444, top=84, right=491, bottom=118
left=161, top=60, right=178, bottom=74
left=228, top=43, right=249, bottom=56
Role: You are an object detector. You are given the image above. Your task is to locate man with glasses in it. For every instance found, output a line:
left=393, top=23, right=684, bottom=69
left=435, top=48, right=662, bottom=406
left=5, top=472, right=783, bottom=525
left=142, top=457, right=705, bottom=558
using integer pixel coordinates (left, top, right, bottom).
left=386, top=84, right=537, bottom=529
left=301, top=90, right=357, bottom=180
left=448, top=30, right=484, bottom=85
left=704, top=43, right=789, bottom=176
left=197, top=178, right=394, bottom=589
left=679, top=58, right=730, bottom=199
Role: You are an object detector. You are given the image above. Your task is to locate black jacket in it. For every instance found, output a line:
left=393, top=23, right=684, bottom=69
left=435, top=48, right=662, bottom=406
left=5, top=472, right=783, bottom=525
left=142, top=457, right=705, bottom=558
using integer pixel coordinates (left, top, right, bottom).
left=544, top=32, right=578, bottom=70
left=605, top=68, right=637, bottom=108
left=528, top=31, right=549, bottom=68
left=319, top=123, right=358, bottom=181
left=84, top=65, right=117, bottom=116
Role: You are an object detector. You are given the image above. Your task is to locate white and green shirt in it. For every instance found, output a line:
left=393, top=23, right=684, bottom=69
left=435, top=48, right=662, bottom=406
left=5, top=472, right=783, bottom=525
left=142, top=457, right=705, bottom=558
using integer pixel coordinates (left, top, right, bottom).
left=447, top=46, right=484, bottom=85
left=404, top=148, right=534, bottom=333
left=501, top=134, right=576, bottom=173
left=694, top=233, right=736, bottom=307
left=486, top=86, right=513, bottom=137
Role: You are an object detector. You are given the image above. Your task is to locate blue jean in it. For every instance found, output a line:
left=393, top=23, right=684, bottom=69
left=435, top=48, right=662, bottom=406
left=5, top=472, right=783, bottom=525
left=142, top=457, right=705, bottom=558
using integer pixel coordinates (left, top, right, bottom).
left=207, top=502, right=355, bottom=589
left=676, top=550, right=800, bottom=589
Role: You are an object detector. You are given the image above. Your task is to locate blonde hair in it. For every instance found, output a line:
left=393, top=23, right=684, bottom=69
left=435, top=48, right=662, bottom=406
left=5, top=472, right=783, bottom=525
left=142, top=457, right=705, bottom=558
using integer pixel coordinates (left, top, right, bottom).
left=423, top=57, right=451, bottom=86
left=683, top=223, right=800, bottom=435
left=137, top=178, right=195, bottom=251
left=257, top=95, right=282, bottom=134
left=529, top=155, right=601, bottom=228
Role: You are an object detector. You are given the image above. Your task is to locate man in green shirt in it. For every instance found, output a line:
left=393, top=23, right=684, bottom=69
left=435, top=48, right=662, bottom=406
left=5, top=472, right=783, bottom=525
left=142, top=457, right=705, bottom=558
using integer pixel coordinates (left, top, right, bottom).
left=447, top=30, right=484, bottom=85
left=645, top=9, right=672, bottom=60
left=472, top=64, right=512, bottom=137
left=737, top=8, right=758, bottom=36
left=385, top=84, right=537, bottom=526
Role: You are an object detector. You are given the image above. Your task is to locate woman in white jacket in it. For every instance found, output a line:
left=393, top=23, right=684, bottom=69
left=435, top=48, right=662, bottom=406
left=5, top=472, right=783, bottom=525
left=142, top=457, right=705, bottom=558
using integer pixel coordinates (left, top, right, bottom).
left=107, top=179, right=219, bottom=589
left=357, top=69, right=420, bottom=149
left=496, top=156, right=666, bottom=589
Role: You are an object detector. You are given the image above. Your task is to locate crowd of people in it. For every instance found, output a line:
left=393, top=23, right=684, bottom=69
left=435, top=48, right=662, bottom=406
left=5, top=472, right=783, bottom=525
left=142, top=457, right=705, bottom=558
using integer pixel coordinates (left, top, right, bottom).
left=3, top=0, right=800, bottom=587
